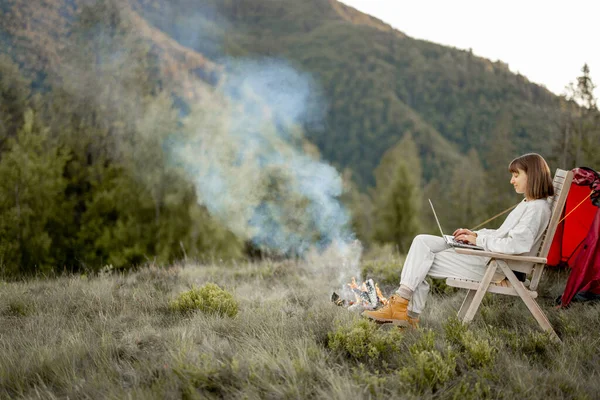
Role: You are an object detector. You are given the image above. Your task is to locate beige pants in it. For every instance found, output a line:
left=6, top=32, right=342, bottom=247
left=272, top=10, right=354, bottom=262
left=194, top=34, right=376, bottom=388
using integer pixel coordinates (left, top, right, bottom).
left=399, top=234, right=504, bottom=314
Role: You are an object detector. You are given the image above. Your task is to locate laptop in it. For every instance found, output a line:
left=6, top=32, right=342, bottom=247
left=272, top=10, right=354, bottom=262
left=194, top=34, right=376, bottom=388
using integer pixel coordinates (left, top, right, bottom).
left=428, top=199, right=484, bottom=250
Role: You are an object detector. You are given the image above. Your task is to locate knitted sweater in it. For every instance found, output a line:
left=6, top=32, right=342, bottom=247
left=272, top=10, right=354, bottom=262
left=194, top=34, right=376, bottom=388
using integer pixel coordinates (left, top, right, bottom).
left=475, top=198, right=551, bottom=256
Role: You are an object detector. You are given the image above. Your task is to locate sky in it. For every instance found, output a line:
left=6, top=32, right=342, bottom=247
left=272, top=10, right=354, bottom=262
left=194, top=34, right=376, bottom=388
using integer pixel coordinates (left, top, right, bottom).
left=340, top=0, right=600, bottom=99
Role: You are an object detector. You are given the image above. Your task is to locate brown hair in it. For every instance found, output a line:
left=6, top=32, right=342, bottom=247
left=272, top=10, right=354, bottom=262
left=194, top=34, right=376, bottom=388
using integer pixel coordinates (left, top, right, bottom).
left=508, top=153, right=554, bottom=200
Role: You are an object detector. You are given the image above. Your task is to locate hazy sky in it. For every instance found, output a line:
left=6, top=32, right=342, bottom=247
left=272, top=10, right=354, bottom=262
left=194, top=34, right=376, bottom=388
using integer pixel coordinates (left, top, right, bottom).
left=340, top=0, right=600, bottom=99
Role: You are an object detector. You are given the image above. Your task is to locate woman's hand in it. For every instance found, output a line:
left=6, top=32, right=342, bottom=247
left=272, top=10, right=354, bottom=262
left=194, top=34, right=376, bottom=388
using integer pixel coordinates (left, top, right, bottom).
left=453, top=228, right=476, bottom=237
left=452, top=228, right=477, bottom=245
left=455, top=233, right=477, bottom=245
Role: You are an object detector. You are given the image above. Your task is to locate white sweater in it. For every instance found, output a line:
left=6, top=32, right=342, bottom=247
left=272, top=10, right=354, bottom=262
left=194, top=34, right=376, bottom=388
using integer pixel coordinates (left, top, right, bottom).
left=475, top=198, right=552, bottom=257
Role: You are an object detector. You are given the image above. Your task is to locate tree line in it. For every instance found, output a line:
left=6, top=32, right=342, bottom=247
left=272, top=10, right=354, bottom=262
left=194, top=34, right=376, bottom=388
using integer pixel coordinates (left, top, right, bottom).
left=0, top=3, right=244, bottom=276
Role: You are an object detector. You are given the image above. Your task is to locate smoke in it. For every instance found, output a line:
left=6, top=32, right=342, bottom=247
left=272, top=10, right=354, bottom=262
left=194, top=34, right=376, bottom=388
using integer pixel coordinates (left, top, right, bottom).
left=174, top=58, right=359, bottom=264
left=138, top=2, right=366, bottom=278
left=53, top=0, right=364, bottom=278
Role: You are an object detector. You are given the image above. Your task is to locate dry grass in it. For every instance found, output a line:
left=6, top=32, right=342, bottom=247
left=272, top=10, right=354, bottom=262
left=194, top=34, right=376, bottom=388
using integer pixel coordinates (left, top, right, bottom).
left=1, top=258, right=599, bottom=399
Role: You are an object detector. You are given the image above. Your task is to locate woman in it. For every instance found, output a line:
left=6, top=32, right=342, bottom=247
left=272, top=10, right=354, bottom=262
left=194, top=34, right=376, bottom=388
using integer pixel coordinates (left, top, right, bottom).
left=363, top=153, right=555, bottom=327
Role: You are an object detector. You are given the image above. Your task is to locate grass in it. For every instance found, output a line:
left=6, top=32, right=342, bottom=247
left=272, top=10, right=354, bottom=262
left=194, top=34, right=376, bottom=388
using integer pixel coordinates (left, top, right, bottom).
left=0, top=257, right=599, bottom=399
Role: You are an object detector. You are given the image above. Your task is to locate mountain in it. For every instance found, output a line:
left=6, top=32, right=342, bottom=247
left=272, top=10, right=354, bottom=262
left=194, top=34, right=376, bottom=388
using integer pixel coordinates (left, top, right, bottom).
left=133, top=0, right=567, bottom=188
left=1, top=0, right=565, bottom=188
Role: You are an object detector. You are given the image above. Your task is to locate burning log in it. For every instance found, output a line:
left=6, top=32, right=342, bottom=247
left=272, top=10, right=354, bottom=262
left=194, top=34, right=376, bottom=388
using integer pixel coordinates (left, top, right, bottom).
left=375, top=283, right=388, bottom=306
left=331, top=277, right=388, bottom=311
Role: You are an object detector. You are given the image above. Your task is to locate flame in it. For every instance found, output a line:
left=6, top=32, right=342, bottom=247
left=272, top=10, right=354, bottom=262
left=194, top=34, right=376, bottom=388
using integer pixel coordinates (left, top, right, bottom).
left=348, top=277, right=359, bottom=290
left=344, top=277, right=388, bottom=307
left=375, top=283, right=388, bottom=305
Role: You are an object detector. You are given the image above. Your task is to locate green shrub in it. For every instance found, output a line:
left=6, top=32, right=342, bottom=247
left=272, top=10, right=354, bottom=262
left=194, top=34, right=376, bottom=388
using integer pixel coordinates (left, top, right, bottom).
left=327, top=318, right=404, bottom=364
left=169, top=283, right=238, bottom=317
left=444, top=318, right=497, bottom=368
left=459, top=330, right=496, bottom=368
left=444, top=317, right=469, bottom=345
left=397, top=349, right=457, bottom=393
left=501, top=329, right=557, bottom=363
left=450, top=374, right=493, bottom=400
left=409, top=329, right=437, bottom=354
left=395, top=328, right=458, bottom=394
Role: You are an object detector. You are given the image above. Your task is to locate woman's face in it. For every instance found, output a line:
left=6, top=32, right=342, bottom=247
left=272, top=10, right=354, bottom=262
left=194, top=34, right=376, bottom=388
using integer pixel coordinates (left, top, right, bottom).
left=510, top=168, right=528, bottom=196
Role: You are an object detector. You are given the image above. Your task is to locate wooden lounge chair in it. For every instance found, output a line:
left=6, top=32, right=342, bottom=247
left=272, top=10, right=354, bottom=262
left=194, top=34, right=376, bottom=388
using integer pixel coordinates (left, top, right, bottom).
left=446, top=168, right=573, bottom=341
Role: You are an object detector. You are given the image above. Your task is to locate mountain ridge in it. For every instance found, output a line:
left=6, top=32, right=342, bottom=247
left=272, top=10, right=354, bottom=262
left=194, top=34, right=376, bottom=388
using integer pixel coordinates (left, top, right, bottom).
left=1, top=0, right=565, bottom=188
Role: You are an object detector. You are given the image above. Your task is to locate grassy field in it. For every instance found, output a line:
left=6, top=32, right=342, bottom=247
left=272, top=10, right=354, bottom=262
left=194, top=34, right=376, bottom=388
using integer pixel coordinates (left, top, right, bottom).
left=1, top=255, right=599, bottom=399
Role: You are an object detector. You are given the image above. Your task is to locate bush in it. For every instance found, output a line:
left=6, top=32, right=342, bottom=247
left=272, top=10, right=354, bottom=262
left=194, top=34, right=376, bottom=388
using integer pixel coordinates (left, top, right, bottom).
left=397, top=349, right=457, bottom=393
left=450, top=374, right=493, bottom=400
left=444, top=318, right=497, bottom=369
left=501, top=329, right=557, bottom=363
left=327, top=318, right=404, bottom=364
left=393, top=329, right=457, bottom=394
left=170, top=283, right=238, bottom=317
left=409, top=329, right=437, bottom=354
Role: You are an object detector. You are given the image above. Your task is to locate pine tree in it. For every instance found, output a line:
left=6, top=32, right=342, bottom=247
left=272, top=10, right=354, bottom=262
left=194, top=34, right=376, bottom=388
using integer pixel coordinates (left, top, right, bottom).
left=372, top=132, right=422, bottom=190
left=575, top=65, right=600, bottom=169
left=371, top=134, right=422, bottom=253
left=555, top=64, right=600, bottom=169
left=372, top=160, right=421, bottom=254
left=0, top=109, right=67, bottom=276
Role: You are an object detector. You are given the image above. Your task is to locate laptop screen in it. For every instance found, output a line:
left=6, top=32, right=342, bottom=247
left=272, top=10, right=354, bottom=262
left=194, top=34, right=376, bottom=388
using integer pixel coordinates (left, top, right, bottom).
left=428, top=199, right=446, bottom=237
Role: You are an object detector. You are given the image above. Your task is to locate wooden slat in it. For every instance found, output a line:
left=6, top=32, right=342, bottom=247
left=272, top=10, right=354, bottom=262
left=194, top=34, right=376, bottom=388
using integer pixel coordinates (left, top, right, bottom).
left=497, top=261, right=560, bottom=342
left=531, top=169, right=573, bottom=290
left=454, top=248, right=547, bottom=263
left=555, top=169, right=569, bottom=178
left=446, top=277, right=538, bottom=298
left=457, top=290, right=477, bottom=320
left=461, top=260, right=500, bottom=323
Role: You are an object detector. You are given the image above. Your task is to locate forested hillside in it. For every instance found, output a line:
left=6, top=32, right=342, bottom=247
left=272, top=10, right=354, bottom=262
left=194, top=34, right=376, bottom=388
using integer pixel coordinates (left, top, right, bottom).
left=135, top=0, right=563, bottom=184
left=3, top=0, right=572, bottom=186
left=0, top=0, right=598, bottom=275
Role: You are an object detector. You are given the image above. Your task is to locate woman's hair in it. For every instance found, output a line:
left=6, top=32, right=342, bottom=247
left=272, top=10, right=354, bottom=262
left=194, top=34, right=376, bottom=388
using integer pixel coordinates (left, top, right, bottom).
left=508, top=153, right=554, bottom=199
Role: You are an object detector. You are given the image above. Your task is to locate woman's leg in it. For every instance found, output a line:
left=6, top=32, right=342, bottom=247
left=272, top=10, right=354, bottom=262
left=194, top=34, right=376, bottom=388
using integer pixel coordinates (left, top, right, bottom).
left=363, top=234, right=449, bottom=325
left=364, top=234, right=500, bottom=325
left=408, top=245, right=502, bottom=315
left=399, top=234, right=450, bottom=292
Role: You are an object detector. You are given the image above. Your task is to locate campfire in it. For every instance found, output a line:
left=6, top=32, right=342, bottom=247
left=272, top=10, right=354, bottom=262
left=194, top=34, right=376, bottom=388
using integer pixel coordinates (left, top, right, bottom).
left=331, top=277, right=388, bottom=311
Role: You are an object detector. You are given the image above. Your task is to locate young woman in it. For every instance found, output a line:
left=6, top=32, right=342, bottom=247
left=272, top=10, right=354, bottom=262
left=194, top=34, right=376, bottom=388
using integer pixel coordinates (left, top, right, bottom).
left=363, top=153, right=555, bottom=327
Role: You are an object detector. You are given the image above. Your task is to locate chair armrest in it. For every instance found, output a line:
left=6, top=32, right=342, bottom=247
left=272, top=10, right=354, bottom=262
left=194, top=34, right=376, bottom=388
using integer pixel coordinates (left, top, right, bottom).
left=454, top=248, right=547, bottom=264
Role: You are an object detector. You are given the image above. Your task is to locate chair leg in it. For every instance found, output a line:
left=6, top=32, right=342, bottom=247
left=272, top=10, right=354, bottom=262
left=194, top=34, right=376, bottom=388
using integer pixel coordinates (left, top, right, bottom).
left=461, top=260, right=498, bottom=324
left=458, top=290, right=476, bottom=320
left=497, top=261, right=561, bottom=343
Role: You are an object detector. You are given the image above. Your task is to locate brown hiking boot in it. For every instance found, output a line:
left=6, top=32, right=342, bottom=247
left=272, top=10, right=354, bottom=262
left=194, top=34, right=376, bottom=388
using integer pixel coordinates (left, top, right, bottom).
left=362, top=295, right=410, bottom=326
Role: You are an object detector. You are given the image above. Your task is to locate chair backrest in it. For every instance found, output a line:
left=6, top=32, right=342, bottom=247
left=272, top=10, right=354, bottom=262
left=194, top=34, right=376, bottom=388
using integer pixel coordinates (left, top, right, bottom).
left=529, top=168, right=573, bottom=290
